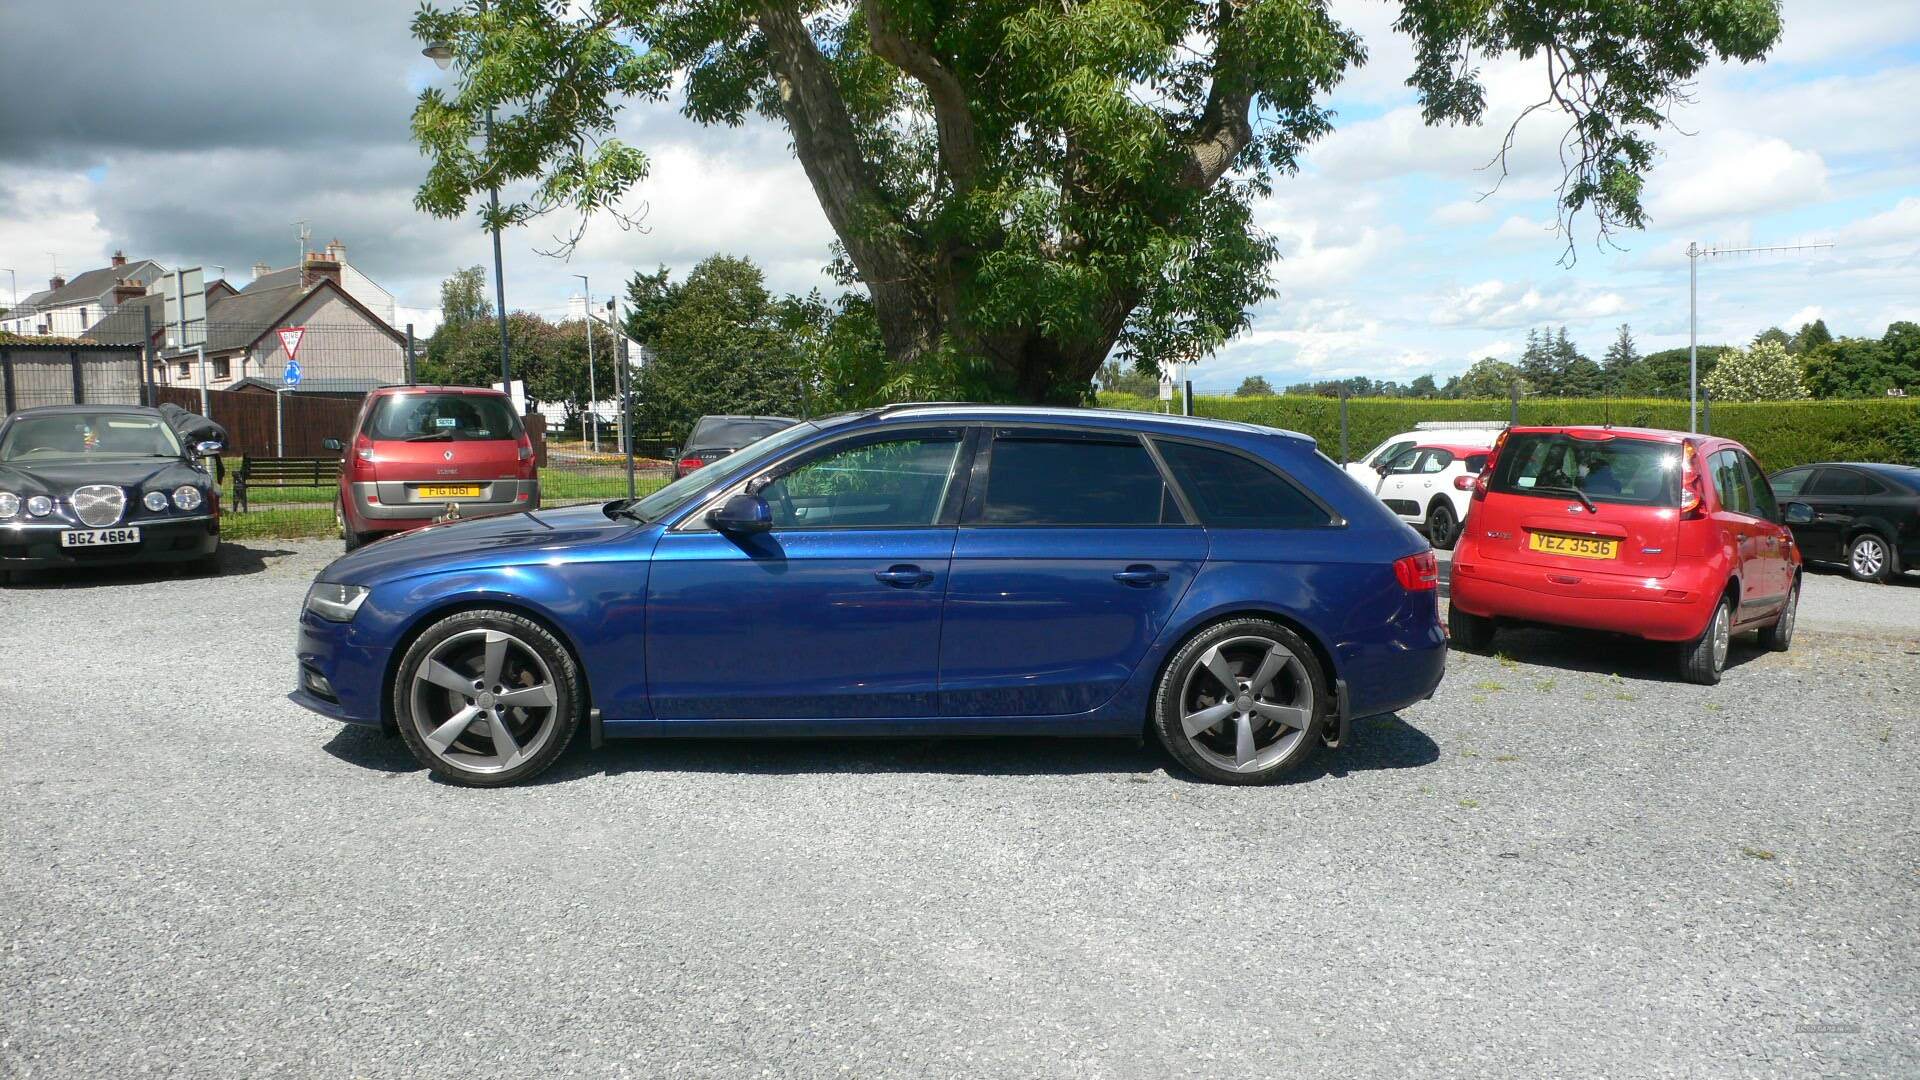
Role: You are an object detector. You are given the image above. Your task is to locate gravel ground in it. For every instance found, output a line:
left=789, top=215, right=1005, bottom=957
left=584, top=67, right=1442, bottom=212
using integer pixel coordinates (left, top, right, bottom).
left=2, top=540, right=1915, bottom=1079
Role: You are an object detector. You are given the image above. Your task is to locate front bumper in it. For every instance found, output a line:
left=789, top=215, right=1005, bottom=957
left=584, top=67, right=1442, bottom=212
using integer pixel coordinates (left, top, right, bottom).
left=1450, top=554, right=1714, bottom=642
left=347, top=479, right=539, bottom=531
left=292, top=611, right=391, bottom=727
left=0, top=514, right=218, bottom=570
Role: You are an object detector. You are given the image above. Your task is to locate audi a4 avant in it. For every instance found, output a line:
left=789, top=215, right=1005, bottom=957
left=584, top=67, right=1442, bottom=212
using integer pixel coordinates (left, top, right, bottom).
left=293, top=405, right=1446, bottom=786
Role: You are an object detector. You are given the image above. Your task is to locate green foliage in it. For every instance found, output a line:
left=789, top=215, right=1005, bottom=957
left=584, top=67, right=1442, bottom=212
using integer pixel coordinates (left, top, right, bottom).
left=1800, top=322, right=1920, bottom=398
left=630, top=256, right=810, bottom=440
left=1752, top=326, right=1790, bottom=348
left=1235, top=375, right=1275, bottom=397
left=1789, top=319, right=1832, bottom=355
left=1451, top=357, right=1528, bottom=400
left=409, top=0, right=1781, bottom=402
left=1096, top=359, right=1158, bottom=397
left=1096, top=392, right=1920, bottom=470
left=1703, top=340, right=1808, bottom=402
left=439, top=266, right=491, bottom=327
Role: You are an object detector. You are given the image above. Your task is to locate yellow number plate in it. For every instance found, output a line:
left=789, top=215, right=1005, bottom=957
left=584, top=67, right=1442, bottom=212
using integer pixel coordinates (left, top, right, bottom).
left=417, top=485, right=482, bottom=499
left=1529, top=531, right=1619, bottom=560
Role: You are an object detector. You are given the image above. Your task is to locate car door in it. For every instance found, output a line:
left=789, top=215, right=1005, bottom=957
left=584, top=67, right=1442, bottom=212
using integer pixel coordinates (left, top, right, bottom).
left=1803, top=467, right=1884, bottom=564
left=939, top=427, right=1206, bottom=717
left=1372, top=446, right=1427, bottom=520
left=645, top=426, right=970, bottom=720
left=1345, top=437, right=1415, bottom=486
left=1707, top=449, right=1766, bottom=616
left=1737, top=451, right=1792, bottom=605
left=1767, top=466, right=1824, bottom=559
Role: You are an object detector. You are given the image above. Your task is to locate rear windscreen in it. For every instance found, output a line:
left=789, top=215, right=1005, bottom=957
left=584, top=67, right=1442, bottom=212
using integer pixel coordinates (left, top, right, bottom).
left=1488, top=433, right=1680, bottom=507
left=366, top=394, right=521, bottom=441
left=689, top=417, right=794, bottom=448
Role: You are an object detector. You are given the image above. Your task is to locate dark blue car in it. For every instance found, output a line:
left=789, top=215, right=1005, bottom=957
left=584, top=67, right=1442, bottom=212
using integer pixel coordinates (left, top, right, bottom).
left=293, top=404, right=1444, bottom=786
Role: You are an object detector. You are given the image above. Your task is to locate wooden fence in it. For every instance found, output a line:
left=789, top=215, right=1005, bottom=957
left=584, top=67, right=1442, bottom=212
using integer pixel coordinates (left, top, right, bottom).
left=155, top=386, right=359, bottom=458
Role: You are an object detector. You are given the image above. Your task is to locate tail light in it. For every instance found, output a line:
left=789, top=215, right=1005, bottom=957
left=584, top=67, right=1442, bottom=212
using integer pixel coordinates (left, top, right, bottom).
left=516, top=432, right=536, bottom=479
left=1473, top=430, right=1508, bottom=502
left=679, top=456, right=705, bottom=473
left=1454, top=474, right=1476, bottom=491
left=1393, top=550, right=1440, bottom=591
left=350, top=434, right=376, bottom=477
left=1679, top=442, right=1705, bottom=518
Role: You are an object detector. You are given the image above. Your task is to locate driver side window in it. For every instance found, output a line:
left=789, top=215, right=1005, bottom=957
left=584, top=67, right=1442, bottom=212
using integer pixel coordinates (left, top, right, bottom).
left=1383, top=446, right=1423, bottom=473
left=757, top=433, right=963, bottom=529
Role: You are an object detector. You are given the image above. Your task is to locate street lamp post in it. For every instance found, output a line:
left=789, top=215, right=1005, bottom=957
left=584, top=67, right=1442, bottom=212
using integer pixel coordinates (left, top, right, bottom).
left=573, top=273, right=598, bottom=453
left=423, top=14, right=511, bottom=394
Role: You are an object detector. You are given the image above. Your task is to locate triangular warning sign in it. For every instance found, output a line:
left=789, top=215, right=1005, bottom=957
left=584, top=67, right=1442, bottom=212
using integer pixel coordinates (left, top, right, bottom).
left=277, top=326, right=306, bottom=360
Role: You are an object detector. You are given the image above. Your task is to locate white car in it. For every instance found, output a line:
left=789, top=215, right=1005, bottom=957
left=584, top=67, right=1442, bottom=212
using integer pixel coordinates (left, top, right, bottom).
left=1342, top=421, right=1505, bottom=488
left=1364, top=441, right=1490, bottom=549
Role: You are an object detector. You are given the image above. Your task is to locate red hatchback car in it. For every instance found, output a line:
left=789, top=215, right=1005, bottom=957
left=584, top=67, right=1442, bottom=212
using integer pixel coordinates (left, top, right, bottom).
left=1448, top=426, right=1800, bottom=684
left=327, top=386, right=539, bottom=550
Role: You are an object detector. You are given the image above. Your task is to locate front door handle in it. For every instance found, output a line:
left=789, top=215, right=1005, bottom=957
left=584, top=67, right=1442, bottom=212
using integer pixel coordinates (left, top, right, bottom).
left=874, top=564, right=935, bottom=587
left=1113, top=564, right=1170, bottom=587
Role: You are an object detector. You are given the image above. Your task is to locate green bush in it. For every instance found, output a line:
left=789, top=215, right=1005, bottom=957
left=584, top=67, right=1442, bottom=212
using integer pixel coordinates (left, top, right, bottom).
left=1095, top=393, right=1920, bottom=470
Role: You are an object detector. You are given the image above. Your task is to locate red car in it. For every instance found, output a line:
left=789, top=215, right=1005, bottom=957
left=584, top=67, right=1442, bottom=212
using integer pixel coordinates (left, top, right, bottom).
left=326, top=386, right=539, bottom=551
left=1447, top=426, right=1800, bottom=684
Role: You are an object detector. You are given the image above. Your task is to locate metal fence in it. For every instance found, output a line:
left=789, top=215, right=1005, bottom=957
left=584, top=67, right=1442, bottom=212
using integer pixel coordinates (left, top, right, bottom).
left=3, top=320, right=675, bottom=542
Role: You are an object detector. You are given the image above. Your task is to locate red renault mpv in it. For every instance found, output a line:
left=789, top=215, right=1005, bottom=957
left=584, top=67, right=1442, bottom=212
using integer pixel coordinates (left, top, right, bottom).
left=1447, top=426, right=1800, bottom=684
left=327, top=386, right=539, bottom=551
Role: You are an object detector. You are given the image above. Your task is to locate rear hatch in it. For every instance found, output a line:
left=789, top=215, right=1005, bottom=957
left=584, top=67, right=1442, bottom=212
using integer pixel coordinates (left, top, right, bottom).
left=360, top=391, right=527, bottom=501
left=1473, top=430, right=1683, bottom=579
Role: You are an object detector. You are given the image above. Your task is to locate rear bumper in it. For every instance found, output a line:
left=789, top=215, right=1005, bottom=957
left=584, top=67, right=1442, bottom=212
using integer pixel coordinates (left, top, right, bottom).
left=1450, top=554, right=1715, bottom=642
left=346, top=479, right=539, bottom=532
left=0, top=515, right=218, bottom=570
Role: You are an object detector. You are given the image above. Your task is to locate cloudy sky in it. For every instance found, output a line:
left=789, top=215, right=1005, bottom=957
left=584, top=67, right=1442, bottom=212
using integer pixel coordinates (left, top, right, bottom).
left=2, top=0, right=1915, bottom=391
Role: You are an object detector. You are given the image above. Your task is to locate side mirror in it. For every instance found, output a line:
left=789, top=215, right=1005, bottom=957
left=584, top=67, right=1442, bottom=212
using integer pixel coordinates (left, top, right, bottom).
left=708, top=492, right=772, bottom=534
left=193, top=440, right=224, bottom=456
left=322, top=437, right=344, bottom=452
left=1783, top=502, right=1814, bottom=525
left=1374, top=463, right=1390, bottom=476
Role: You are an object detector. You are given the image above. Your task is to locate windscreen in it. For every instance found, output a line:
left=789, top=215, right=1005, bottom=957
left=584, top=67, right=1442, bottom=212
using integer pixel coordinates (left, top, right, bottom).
left=0, top=413, right=182, bottom=461
left=1488, top=433, right=1681, bottom=508
left=688, top=417, right=795, bottom=448
left=366, top=393, right=522, bottom=441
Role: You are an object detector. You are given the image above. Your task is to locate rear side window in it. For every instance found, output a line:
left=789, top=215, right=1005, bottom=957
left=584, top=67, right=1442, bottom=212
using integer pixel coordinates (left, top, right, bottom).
left=1417, top=450, right=1452, bottom=473
left=1464, top=454, right=1489, bottom=473
left=1488, top=433, right=1680, bottom=507
left=1808, top=468, right=1882, bottom=498
left=366, top=393, right=521, bottom=441
left=1157, top=440, right=1334, bottom=528
left=1769, top=467, right=1813, bottom=498
left=1710, top=451, right=1752, bottom=515
left=977, top=434, right=1182, bottom=525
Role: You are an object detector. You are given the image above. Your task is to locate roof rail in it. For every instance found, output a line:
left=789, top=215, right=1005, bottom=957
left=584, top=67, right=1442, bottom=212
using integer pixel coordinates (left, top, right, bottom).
left=873, top=401, right=979, bottom=415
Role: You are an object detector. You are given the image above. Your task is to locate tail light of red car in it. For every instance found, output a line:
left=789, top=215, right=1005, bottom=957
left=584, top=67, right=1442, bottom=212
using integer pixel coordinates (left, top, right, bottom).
left=349, top=433, right=376, bottom=476
left=1679, top=442, right=1705, bottom=519
left=1393, top=550, right=1439, bottom=591
left=1472, top=430, right=1508, bottom=501
left=516, top=432, right=537, bottom=479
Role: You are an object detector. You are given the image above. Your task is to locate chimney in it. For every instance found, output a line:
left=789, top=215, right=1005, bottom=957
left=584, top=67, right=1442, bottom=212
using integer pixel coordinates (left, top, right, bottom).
left=110, top=251, right=127, bottom=268
left=301, top=251, right=342, bottom=290
left=323, top=238, right=345, bottom=263
left=112, top=279, right=146, bottom=306
left=49, top=274, right=66, bottom=291
left=251, top=261, right=272, bottom=280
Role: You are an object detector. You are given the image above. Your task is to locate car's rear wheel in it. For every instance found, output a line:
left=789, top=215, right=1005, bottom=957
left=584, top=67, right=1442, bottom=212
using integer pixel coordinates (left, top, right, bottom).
left=338, top=500, right=369, bottom=552
left=1757, top=578, right=1798, bottom=652
left=392, top=610, right=582, bottom=786
left=1847, top=533, right=1895, bottom=583
left=1680, top=594, right=1733, bottom=685
left=1447, top=604, right=1495, bottom=652
left=1426, top=501, right=1459, bottom=550
left=1151, top=619, right=1326, bottom=785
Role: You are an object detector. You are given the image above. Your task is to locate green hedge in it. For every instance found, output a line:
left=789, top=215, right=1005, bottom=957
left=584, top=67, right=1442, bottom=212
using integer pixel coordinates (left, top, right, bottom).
left=1094, top=394, right=1920, bottom=470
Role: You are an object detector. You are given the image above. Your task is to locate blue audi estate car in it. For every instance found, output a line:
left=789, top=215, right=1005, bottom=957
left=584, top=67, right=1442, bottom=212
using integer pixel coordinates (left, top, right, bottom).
left=292, top=404, right=1444, bottom=786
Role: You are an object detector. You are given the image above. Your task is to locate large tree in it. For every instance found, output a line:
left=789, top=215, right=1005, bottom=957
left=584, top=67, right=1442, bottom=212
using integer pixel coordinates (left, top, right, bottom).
left=411, top=0, right=1781, bottom=403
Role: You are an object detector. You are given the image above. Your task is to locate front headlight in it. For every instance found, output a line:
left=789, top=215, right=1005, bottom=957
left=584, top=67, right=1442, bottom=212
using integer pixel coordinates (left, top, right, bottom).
left=304, top=582, right=371, bottom=622
left=26, top=495, right=53, bottom=517
left=172, top=485, right=203, bottom=511
left=144, top=491, right=171, bottom=512
left=0, top=492, right=17, bottom=518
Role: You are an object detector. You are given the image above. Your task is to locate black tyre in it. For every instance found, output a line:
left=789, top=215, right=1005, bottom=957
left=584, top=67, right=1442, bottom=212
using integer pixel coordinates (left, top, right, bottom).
left=1150, top=618, right=1327, bottom=785
left=339, top=501, right=368, bottom=553
left=1680, top=593, right=1733, bottom=686
left=1447, top=604, right=1495, bottom=652
left=392, top=609, right=583, bottom=786
left=1426, top=500, right=1460, bottom=550
left=1847, top=533, right=1896, bottom=583
left=1757, top=577, right=1798, bottom=652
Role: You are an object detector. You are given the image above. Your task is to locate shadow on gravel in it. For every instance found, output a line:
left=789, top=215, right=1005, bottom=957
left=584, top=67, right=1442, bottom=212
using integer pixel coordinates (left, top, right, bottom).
left=0, top=541, right=292, bottom=589
left=1803, top=563, right=1920, bottom=589
left=320, top=710, right=1443, bottom=788
left=1452, top=625, right=1768, bottom=682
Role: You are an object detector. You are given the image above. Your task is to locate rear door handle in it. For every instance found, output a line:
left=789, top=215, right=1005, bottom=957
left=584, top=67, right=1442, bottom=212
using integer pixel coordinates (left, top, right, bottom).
left=1113, top=564, right=1170, bottom=587
left=874, top=565, right=935, bottom=587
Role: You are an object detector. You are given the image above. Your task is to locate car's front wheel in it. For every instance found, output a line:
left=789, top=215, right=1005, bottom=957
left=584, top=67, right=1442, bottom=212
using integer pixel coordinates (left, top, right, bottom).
left=1151, top=618, right=1326, bottom=785
left=1848, top=533, right=1896, bottom=583
left=1757, top=578, right=1798, bottom=652
left=392, top=610, right=582, bottom=786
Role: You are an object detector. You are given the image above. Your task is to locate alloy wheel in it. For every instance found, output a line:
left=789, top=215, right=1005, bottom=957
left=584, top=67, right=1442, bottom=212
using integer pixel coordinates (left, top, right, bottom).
left=1177, top=635, right=1314, bottom=774
left=407, top=628, right=560, bottom=775
left=1711, top=601, right=1730, bottom=672
left=1852, top=537, right=1886, bottom=579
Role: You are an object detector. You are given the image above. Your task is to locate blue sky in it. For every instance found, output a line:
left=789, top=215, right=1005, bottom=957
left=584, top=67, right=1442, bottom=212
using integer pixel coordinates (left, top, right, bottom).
left=2, top=0, right=1915, bottom=393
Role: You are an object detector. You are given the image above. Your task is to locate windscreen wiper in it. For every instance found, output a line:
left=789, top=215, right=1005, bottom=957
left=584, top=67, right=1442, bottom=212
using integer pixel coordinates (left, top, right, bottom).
left=405, top=431, right=454, bottom=442
left=1536, top=484, right=1596, bottom=513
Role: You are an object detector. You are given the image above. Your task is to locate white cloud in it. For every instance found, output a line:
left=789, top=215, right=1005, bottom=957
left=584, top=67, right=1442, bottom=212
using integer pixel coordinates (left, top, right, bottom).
left=1430, top=279, right=1628, bottom=329
left=1646, top=132, right=1829, bottom=228
left=1431, top=199, right=1495, bottom=227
